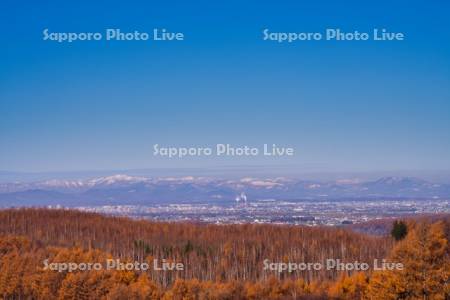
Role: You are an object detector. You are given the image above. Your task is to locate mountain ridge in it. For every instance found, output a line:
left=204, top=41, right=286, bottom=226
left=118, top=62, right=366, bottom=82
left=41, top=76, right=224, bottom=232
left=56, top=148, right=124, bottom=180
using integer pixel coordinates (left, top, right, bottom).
left=0, top=175, right=449, bottom=207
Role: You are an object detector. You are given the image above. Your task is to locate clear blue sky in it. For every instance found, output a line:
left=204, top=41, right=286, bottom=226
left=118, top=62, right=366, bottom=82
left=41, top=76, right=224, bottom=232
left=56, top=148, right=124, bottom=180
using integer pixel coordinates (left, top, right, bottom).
left=0, top=0, right=449, bottom=172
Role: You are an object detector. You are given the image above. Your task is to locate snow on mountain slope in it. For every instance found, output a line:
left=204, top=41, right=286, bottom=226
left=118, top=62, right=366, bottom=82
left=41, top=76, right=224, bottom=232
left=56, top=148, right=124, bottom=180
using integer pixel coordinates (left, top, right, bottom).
left=0, top=175, right=449, bottom=207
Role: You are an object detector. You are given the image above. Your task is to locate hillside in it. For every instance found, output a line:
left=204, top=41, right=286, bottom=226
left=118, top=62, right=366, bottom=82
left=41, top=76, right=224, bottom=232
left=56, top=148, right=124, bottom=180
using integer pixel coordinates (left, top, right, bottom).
left=0, top=209, right=448, bottom=299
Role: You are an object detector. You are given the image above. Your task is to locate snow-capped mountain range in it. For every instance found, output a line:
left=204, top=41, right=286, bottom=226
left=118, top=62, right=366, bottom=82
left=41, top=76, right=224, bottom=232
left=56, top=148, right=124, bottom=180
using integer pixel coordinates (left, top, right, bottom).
left=0, top=175, right=449, bottom=207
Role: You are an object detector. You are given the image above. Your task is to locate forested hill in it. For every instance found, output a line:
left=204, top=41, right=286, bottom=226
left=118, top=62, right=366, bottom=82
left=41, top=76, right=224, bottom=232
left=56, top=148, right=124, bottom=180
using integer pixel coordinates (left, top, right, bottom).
left=0, top=209, right=392, bottom=281
left=0, top=209, right=448, bottom=299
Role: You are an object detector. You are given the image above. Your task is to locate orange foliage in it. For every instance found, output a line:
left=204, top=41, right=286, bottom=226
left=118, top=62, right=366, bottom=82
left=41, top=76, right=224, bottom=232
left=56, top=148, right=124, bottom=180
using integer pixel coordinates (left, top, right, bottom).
left=0, top=209, right=447, bottom=299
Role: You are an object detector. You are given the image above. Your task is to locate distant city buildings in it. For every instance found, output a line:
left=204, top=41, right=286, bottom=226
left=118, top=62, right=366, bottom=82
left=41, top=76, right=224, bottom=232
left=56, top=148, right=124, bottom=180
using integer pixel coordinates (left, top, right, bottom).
left=75, top=198, right=449, bottom=226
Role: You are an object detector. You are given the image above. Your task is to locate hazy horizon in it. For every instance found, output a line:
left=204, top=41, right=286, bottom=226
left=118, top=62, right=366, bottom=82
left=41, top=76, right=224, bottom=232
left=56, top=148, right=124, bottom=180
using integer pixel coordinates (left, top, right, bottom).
left=2, top=167, right=450, bottom=183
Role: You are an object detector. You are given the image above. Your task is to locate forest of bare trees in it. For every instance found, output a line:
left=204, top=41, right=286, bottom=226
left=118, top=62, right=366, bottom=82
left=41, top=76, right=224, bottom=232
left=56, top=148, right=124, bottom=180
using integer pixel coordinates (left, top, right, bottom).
left=0, top=209, right=448, bottom=299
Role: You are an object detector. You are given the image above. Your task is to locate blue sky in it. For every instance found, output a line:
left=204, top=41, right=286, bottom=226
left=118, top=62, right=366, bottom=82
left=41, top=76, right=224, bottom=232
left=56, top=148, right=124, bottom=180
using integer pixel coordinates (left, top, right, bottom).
left=0, top=0, right=449, bottom=173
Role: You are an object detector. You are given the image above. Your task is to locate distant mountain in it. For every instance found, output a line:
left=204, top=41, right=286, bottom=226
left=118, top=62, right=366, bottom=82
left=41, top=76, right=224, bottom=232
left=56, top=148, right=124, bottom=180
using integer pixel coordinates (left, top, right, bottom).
left=0, top=175, right=449, bottom=207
